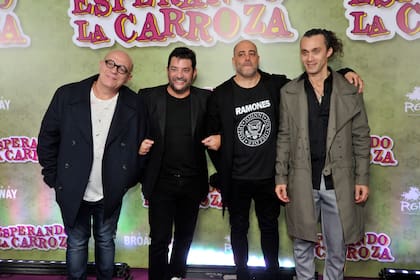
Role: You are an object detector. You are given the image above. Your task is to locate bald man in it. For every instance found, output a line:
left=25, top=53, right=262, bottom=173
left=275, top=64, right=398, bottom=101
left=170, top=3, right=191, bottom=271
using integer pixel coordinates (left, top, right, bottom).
left=37, top=50, right=147, bottom=280
left=207, top=40, right=364, bottom=280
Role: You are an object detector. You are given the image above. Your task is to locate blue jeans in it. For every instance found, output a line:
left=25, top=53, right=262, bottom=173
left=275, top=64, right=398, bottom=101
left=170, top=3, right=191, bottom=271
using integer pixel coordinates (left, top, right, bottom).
left=64, top=200, right=121, bottom=280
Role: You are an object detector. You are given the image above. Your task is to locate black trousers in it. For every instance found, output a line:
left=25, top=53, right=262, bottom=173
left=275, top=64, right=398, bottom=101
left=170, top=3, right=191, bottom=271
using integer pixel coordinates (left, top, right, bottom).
left=148, top=175, right=203, bottom=280
left=229, top=178, right=281, bottom=279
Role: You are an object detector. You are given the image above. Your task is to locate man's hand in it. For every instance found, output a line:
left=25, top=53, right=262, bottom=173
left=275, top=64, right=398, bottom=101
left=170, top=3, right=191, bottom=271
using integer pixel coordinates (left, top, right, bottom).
left=344, top=71, right=364, bottom=93
left=355, top=184, right=369, bottom=203
left=275, top=184, right=290, bottom=203
left=202, top=135, right=221, bottom=151
left=139, top=139, right=154, bottom=155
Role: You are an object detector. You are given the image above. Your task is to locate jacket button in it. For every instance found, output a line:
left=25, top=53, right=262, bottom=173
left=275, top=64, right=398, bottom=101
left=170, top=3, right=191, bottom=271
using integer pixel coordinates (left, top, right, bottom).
left=323, top=168, right=331, bottom=176
left=56, top=185, right=63, bottom=190
left=71, top=140, right=76, bottom=146
left=120, top=142, right=126, bottom=147
left=64, top=163, right=70, bottom=169
left=122, top=164, right=127, bottom=170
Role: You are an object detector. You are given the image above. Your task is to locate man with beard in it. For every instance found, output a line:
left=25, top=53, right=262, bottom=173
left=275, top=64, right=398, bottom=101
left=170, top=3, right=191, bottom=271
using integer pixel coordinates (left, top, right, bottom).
left=138, top=47, right=219, bottom=280
left=206, top=40, right=363, bottom=280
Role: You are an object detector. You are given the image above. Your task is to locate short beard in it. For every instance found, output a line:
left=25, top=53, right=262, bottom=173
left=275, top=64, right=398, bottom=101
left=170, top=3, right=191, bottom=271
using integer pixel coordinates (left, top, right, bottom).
left=168, top=81, right=190, bottom=95
left=237, top=67, right=258, bottom=79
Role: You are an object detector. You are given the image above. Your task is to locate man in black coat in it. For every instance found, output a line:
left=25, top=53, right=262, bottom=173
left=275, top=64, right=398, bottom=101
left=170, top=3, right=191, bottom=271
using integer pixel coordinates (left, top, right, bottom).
left=37, top=50, right=146, bottom=280
left=138, top=47, right=218, bottom=280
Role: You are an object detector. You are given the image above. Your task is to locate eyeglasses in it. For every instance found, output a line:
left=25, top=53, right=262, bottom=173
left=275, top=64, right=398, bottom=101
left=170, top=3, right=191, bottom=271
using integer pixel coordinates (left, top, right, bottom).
left=104, top=59, right=130, bottom=75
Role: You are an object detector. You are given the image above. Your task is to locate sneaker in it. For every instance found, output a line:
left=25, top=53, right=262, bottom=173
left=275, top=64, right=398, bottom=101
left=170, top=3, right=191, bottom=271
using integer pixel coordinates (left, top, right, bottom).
left=170, top=277, right=182, bottom=280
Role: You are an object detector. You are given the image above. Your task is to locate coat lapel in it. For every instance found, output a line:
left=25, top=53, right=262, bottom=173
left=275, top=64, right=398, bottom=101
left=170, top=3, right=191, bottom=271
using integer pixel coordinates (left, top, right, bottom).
left=285, top=81, right=309, bottom=138
left=105, top=90, right=136, bottom=148
left=326, top=72, right=360, bottom=151
left=190, top=91, right=199, bottom=137
left=156, top=89, right=167, bottom=138
left=71, top=88, right=93, bottom=146
left=224, top=81, right=235, bottom=138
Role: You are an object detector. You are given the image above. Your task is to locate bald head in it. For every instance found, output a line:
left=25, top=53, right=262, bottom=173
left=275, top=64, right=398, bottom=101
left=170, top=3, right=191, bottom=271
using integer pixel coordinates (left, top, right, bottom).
left=233, top=40, right=258, bottom=56
left=104, top=50, right=134, bottom=73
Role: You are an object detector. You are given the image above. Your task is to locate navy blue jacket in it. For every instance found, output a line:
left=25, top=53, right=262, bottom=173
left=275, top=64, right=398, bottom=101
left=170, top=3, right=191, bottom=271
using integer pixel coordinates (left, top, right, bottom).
left=37, top=75, right=146, bottom=227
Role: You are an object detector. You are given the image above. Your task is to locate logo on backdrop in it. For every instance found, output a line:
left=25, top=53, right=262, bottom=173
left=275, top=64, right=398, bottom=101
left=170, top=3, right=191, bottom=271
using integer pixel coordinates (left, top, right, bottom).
left=0, top=224, right=66, bottom=250
left=141, top=188, right=223, bottom=209
left=316, top=232, right=395, bottom=262
left=0, top=96, right=11, bottom=110
left=0, top=136, right=38, bottom=163
left=404, top=86, right=420, bottom=116
left=0, top=0, right=31, bottom=48
left=370, top=135, right=398, bottom=166
left=0, top=185, right=17, bottom=200
left=401, top=185, right=420, bottom=215
left=123, top=232, right=151, bottom=248
left=200, top=188, right=223, bottom=209
left=344, top=0, right=420, bottom=42
left=68, top=0, right=298, bottom=49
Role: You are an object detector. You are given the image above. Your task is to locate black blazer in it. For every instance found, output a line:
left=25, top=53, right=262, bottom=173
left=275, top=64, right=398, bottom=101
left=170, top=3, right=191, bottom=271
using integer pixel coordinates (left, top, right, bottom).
left=37, top=75, right=147, bottom=227
left=138, top=85, right=212, bottom=201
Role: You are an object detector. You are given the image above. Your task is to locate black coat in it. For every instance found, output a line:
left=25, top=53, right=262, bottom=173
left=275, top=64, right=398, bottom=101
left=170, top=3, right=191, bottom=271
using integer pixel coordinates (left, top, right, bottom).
left=207, top=70, right=290, bottom=207
left=138, top=85, right=211, bottom=201
left=37, top=75, right=147, bottom=227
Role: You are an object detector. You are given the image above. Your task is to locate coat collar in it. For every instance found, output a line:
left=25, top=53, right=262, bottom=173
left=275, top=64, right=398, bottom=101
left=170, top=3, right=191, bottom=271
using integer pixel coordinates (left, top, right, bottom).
left=284, top=71, right=360, bottom=143
left=70, top=75, right=136, bottom=146
left=155, top=85, right=202, bottom=138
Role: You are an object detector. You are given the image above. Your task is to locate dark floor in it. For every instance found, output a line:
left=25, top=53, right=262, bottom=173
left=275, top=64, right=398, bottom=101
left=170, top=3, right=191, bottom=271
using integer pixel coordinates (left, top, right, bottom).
left=0, top=268, right=379, bottom=280
left=0, top=262, right=379, bottom=279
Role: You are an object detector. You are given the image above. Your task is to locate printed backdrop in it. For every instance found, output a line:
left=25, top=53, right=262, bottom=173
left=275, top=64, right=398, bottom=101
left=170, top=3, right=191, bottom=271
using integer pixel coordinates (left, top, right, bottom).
left=1, top=0, right=419, bottom=277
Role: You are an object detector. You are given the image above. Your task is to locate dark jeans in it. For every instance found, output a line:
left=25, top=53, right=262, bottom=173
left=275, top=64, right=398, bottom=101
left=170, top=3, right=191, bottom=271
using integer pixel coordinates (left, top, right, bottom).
left=64, top=200, right=121, bottom=280
left=148, top=175, right=203, bottom=280
left=229, top=178, right=280, bottom=280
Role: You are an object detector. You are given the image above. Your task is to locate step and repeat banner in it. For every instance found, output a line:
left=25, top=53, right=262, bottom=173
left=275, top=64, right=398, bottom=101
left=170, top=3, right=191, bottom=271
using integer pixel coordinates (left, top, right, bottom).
left=1, top=0, right=419, bottom=277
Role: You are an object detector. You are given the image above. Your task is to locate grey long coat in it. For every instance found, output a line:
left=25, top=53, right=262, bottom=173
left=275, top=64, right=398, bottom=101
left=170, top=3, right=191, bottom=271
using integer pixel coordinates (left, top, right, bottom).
left=275, top=71, right=370, bottom=244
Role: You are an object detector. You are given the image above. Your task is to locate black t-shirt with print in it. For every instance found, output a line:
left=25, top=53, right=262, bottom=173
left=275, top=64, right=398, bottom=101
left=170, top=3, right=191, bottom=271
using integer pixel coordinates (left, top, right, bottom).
left=231, top=80, right=276, bottom=180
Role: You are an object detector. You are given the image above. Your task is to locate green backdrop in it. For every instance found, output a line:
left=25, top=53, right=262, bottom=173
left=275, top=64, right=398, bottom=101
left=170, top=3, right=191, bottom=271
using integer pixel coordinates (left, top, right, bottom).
left=1, top=0, right=419, bottom=277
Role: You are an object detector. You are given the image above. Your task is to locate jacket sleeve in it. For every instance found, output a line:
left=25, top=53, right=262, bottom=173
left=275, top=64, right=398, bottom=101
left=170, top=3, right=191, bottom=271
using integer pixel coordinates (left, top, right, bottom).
left=205, top=88, right=221, bottom=170
left=352, top=94, right=371, bottom=186
left=136, top=89, right=152, bottom=184
left=37, top=88, right=63, bottom=188
left=206, top=89, right=222, bottom=136
left=136, top=91, right=148, bottom=183
left=275, top=86, right=291, bottom=185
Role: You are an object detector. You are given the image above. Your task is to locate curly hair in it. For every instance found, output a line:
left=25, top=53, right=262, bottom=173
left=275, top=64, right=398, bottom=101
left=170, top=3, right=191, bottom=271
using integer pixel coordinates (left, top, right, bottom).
left=303, top=28, right=343, bottom=60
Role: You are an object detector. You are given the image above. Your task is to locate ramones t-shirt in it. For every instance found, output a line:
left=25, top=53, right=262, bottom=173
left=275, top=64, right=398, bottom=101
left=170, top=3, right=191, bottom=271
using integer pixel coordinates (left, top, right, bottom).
left=231, top=80, right=276, bottom=180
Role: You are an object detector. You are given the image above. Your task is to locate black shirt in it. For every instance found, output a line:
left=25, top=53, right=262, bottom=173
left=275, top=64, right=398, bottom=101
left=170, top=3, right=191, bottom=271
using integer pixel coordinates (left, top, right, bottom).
left=303, top=72, right=334, bottom=190
left=161, top=93, right=199, bottom=177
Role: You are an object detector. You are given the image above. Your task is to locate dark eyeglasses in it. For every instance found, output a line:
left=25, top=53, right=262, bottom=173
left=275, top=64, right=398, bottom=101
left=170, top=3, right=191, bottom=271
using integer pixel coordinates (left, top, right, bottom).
left=104, top=59, right=130, bottom=75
